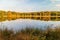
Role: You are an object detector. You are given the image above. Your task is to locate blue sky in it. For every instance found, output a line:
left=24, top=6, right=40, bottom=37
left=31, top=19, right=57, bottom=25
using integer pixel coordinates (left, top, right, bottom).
left=0, top=0, right=60, bottom=12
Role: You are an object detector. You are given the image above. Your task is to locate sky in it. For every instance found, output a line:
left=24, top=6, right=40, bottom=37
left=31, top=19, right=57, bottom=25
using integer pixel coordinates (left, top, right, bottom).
left=0, top=0, right=60, bottom=12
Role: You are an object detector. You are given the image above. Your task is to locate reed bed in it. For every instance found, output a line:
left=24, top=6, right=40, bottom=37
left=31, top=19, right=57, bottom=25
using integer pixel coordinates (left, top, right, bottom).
left=0, top=27, right=60, bottom=40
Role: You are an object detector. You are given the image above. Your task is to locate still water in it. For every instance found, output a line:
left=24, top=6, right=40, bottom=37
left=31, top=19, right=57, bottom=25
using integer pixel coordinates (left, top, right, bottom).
left=0, top=19, right=60, bottom=31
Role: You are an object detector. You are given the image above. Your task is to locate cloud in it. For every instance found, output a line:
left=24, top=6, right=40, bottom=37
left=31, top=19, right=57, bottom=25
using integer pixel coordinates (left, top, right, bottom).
left=55, top=4, right=60, bottom=7
left=0, top=0, right=30, bottom=12
left=49, top=0, right=60, bottom=11
left=50, top=0, right=60, bottom=2
left=0, top=0, right=28, bottom=4
left=0, top=0, right=60, bottom=12
left=50, top=0, right=60, bottom=3
left=0, top=0, right=43, bottom=12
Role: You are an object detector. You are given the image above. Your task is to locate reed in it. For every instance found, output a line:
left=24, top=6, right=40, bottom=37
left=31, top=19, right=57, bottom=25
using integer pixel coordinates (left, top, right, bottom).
left=0, top=26, right=60, bottom=40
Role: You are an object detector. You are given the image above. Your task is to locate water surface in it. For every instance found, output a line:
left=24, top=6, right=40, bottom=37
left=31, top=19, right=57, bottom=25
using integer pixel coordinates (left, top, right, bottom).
left=0, top=19, right=60, bottom=31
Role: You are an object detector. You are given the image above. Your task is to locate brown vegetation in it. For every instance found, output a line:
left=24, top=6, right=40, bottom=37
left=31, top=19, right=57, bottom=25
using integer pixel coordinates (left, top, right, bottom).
left=0, top=27, right=60, bottom=40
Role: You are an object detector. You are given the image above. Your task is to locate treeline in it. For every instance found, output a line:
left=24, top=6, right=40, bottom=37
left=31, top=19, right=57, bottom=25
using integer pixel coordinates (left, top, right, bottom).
left=0, top=10, right=60, bottom=21
left=0, top=27, right=60, bottom=40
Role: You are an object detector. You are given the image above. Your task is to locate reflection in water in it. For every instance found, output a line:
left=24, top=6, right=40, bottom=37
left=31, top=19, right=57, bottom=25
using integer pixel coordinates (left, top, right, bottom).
left=0, top=19, right=60, bottom=31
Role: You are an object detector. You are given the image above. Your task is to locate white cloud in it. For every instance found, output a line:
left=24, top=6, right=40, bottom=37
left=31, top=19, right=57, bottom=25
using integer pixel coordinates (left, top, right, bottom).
left=50, top=0, right=60, bottom=3
left=0, top=0, right=29, bottom=3
left=51, top=0, right=60, bottom=1
left=50, top=0, right=60, bottom=11
left=0, top=0, right=41, bottom=12
left=0, top=0, right=60, bottom=12
left=55, top=4, right=60, bottom=7
left=0, top=0, right=32, bottom=12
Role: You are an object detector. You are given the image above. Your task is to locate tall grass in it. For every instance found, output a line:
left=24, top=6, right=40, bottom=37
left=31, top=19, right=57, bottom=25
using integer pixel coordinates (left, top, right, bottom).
left=0, top=27, right=60, bottom=40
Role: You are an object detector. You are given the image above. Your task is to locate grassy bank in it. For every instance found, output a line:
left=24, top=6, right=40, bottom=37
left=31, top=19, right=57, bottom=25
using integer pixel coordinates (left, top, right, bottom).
left=0, top=27, right=60, bottom=40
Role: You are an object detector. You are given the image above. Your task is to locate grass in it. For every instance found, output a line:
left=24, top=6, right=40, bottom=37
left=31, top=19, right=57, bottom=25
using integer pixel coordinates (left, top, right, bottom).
left=0, top=27, right=60, bottom=40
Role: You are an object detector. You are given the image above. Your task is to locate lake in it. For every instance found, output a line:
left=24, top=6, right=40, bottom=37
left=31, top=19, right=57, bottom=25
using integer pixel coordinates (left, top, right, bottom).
left=0, top=19, right=60, bottom=31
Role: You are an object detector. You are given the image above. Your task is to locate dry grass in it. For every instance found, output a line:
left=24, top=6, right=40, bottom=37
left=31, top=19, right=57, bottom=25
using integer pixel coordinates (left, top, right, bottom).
left=0, top=27, right=60, bottom=40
